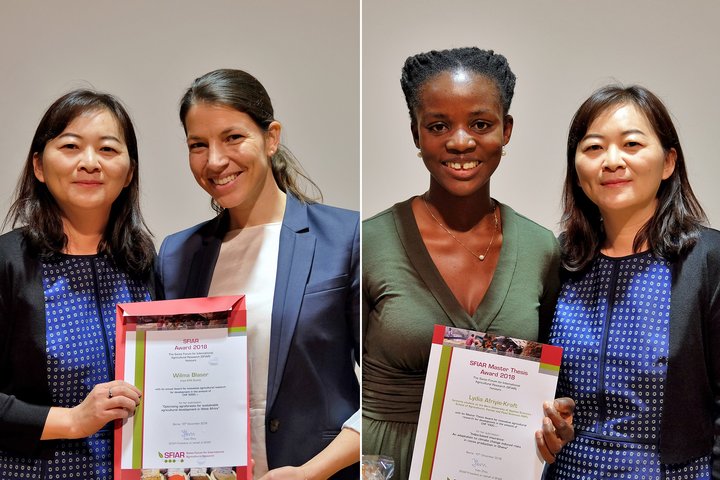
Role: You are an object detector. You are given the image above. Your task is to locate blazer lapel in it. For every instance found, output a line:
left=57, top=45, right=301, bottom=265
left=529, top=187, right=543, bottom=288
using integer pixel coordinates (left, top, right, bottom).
left=266, top=195, right=316, bottom=411
left=184, top=213, right=228, bottom=298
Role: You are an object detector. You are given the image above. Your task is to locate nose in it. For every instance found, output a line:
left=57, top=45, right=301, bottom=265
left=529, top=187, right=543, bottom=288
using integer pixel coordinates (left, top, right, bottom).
left=78, top=147, right=101, bottom=172
left=603, top=145, right=626, bottom=171
left=207, top=144, right=229, bottom=171
left=446, top=128, right=476, bottom=153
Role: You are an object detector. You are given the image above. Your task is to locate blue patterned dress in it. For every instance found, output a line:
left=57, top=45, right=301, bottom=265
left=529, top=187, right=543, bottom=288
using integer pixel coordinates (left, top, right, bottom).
left=0, top=255, right=151, bottom=480
left=545, top=252, right=711, bottom=479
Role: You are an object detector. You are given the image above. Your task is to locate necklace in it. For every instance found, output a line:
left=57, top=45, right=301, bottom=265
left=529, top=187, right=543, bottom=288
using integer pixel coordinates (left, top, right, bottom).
left=421, top=195, right=499, bottom=261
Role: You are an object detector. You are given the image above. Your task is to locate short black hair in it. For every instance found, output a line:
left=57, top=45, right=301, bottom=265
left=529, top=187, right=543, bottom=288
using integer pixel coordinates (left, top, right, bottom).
left=400, top=47, right=516, bottom=123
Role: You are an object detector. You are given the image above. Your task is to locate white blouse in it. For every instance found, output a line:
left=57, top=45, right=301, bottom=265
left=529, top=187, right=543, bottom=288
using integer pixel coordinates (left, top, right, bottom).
left=208, top=222, right=282, bottom=478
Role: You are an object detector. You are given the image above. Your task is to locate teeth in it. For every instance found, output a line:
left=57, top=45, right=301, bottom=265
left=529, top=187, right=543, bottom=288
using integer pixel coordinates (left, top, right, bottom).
left=445, top=161, right=479, bottom=170
left=213, top=173, right=239, bottom=185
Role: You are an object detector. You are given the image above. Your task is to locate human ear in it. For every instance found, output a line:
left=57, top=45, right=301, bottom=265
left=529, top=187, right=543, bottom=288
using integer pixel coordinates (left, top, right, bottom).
left=124, top=166, right=134, bottom=188
left=411, top=123, right=420, bottom=149
left=662, top=148, right=677, bottom=180
left=266, top=121, right=282, bottom=156
left=502, top=115, right=514, bottom=146
left=32, top=153, right=45, bottom=183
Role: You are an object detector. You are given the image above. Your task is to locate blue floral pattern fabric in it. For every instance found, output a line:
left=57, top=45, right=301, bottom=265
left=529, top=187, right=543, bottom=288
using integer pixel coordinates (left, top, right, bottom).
left=0, top=255, right=150, bottom=479
left=545, top=252, right=710, bottom=479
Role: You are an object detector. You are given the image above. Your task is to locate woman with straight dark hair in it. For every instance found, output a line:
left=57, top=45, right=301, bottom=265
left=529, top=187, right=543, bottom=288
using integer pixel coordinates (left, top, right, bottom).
left=546, top=84, right=719, bottom=479
left=156, top=69, right=360, bottom=479
left=0, top=90, right=155, bottom=479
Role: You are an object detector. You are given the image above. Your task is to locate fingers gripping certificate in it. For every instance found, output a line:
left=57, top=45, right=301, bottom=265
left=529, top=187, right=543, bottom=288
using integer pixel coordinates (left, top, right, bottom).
left=114, top=296, right=249, bottom=480
left=409, top=325, right=562, bottom=480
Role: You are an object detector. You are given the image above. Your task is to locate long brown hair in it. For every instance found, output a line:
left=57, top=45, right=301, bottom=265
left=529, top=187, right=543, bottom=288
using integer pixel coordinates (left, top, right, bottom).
left=561, top=84, right=706, bottom=271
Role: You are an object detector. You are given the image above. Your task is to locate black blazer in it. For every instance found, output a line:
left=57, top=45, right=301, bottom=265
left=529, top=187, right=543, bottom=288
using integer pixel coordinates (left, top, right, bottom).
left=661, top=228, right=720, bottom=475
left=0, top=229, right=54, bottom=457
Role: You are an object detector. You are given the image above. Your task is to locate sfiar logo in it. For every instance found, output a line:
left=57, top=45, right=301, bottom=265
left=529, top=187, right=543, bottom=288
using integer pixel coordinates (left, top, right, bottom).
left=157, top=451, right=186, bottom=463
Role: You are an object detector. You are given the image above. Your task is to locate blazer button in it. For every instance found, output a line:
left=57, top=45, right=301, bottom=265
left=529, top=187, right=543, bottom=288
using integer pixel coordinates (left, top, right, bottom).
left=269, top=418, right=280, bottom=433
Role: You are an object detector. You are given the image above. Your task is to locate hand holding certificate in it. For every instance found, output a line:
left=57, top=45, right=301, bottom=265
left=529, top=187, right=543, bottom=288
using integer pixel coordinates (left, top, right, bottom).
left=114, top=296, right=250, bottom=480
left=535, top=397, right=575, bottom=465
left=409, top=325, right=565, bottom=480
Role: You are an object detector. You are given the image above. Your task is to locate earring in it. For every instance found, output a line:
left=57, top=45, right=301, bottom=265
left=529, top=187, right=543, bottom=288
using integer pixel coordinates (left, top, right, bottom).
left=417, top=151, right=423, bottom=158
left=501, top=148, right=507, bottom=157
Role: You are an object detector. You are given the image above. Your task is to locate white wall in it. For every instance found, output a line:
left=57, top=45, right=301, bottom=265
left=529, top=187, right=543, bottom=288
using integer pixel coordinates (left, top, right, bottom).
left=362, top=0, right=720, bottom=232
left=1, top=0, right=359, bottom=244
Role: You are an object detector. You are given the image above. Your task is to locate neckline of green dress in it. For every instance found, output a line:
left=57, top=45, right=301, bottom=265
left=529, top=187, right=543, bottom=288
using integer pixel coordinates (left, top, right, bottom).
left=392, top=196, right=519, bottom=332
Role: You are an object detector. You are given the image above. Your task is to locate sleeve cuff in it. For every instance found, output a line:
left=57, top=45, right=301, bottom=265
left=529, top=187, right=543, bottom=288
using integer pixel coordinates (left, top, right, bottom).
left=341, top=409, right=360, bottom=433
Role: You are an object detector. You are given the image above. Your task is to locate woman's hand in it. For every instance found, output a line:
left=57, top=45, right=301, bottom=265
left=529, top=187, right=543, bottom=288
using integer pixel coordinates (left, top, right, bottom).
left=535, top=397, right=575, bottom=463
left=258, top=466, right=307, bottom=480
left=41, top=381, right=142, bottom=440
left=255, top=427, right=359, bottom=480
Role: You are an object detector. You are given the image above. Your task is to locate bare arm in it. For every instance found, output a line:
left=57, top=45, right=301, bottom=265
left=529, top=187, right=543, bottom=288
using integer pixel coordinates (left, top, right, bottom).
left=258, top=428, right=359, bottom=480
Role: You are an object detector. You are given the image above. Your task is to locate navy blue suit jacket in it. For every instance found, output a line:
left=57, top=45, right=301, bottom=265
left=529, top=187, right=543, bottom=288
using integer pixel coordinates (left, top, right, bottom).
left=155, top=195, right=360, bottom=477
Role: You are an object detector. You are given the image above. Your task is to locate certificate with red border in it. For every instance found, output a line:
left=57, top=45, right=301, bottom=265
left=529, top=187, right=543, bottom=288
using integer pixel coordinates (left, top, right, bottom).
left=113, top=296, right=250, bottom=480
left=409, top=325, right=563, bottom=480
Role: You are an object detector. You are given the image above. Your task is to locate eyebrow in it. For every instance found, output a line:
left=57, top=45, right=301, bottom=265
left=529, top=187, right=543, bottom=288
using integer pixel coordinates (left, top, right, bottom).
left=186, top=127, right=244, bottom=141
left=581, top=129, right=647, bottom=141
left=57, top=132, right=123, bottom=143
left=423, top=109, right=494, bottom=119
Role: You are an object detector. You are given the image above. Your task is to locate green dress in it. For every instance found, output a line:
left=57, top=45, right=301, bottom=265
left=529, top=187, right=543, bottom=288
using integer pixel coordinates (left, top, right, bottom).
left=362, top=198, right=560, bottom=480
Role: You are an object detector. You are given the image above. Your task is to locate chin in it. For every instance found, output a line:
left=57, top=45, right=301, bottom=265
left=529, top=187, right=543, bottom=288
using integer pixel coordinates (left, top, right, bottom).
left=215, top=197, right=247, bottom=211
left=441, top=183, right=488, bottom=198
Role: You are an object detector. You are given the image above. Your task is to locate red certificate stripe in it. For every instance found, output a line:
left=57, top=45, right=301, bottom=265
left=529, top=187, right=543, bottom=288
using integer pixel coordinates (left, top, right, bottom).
left=540, top=345, right=563, bottom=366
left=431, top=324, right=446, bottom=345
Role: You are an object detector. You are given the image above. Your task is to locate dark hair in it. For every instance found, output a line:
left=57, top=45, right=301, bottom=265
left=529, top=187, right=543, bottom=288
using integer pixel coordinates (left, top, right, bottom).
left=561, top=84, right=707, bottom=271
left=5, top=89, right=155, bottom=277
left=400, top=47, right=516, bottom=123
left=179, top=68, right=321, bottom=212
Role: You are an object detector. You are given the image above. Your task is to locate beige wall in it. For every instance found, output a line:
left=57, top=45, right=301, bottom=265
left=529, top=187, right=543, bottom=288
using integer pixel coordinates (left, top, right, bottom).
left=362, top=0, right=720, bottom=231
left=3, top=1, right=719, bottom=238
left=0, top=0, right=359, bottom=243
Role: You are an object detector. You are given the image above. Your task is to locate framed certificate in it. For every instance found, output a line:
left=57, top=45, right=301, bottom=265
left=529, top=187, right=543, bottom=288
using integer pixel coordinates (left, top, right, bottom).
left=113, top=296, right=250, bottom=480
left=409, top=325, right=562, bottom=480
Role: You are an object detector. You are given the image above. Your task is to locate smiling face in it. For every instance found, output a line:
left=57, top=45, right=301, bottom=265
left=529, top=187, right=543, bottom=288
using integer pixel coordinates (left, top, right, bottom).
left=574, top=103, right=676, bottom=222
left=412, top=70, right=513, bottom=198
left=185, top=103, right=280, bottom=213
left=33, top=109, right=133, bottom=220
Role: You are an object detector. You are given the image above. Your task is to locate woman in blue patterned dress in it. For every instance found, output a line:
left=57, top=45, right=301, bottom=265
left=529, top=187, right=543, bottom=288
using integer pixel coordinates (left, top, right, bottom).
left=545, top=85, right=720, bottom=479
left=0, top=90, right=156, bottom=479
